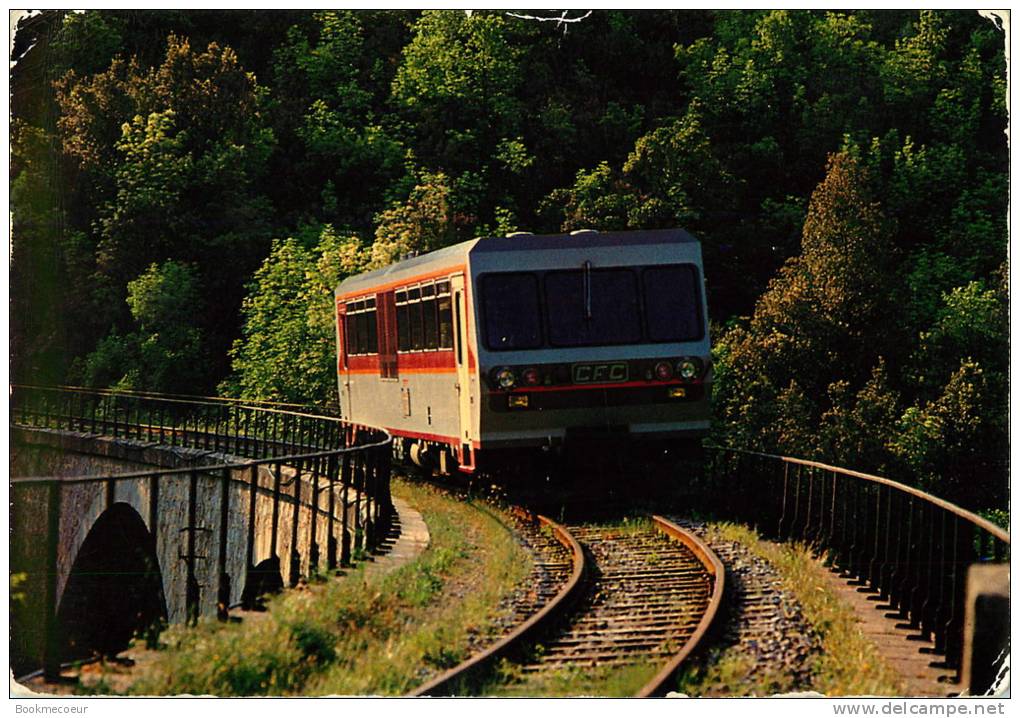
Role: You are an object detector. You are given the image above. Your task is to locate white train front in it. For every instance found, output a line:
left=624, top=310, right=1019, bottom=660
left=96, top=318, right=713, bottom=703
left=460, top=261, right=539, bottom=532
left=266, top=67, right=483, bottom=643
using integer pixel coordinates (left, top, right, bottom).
left=335, top=229, right=711, bottom=474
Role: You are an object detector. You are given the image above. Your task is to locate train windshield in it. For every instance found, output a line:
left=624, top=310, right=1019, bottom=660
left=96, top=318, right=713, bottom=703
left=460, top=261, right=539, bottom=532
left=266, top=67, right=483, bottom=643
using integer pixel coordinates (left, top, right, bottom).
left=480, top=264, right=702, bottom=350
left=545, top=268, right=642, bottom=346
left=482, top=273, right=543, bottom=350
left=643, top=265, right=702, bottom=342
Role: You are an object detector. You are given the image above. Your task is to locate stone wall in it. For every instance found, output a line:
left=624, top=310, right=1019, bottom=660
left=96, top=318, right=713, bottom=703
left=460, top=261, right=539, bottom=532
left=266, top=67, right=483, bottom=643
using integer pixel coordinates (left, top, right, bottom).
left=11, top=428, right=361, bottom=674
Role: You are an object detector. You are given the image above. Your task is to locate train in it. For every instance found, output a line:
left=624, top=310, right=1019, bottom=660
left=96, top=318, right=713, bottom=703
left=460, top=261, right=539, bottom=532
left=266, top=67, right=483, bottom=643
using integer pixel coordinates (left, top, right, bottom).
left=334, top=228, right=711, bottom=476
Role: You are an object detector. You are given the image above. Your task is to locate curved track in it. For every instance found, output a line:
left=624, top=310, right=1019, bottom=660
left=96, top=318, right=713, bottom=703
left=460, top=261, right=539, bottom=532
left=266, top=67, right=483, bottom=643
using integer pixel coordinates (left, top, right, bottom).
left=410, top=511, right=586, bottom=696
left=412, top=512, right=724, bottom=697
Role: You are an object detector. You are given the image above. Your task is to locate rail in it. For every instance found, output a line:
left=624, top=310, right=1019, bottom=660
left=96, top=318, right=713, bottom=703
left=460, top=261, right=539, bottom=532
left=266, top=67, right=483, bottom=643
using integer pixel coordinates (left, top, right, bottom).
left=636, top=515, right=726, bottom=697
left=409, top=510, right=587, bottom=696
left=10, top=384, right=392, bottom=681
left=705, top=446, right=1009, bottom=680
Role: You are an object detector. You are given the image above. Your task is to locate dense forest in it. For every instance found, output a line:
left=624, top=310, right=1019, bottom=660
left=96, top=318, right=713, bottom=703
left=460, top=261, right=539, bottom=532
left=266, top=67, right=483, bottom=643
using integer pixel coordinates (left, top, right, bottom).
left=10, top=10, right=1008, bottom=510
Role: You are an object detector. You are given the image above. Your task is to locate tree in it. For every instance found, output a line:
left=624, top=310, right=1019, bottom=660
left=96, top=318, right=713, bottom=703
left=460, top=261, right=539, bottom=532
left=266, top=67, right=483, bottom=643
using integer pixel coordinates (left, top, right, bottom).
left=270, top=11, right=411, bottom=228
left=227, top=227, right=370, bottom=405
left=391, top=11, right=526, bottom=229
left=76, top=261, right=208, bottom=393
left=713, top=152, right=895, bottom=459
left=53, top=34, right=276, bottom=382
left=369, top=172, right=456, bottom=268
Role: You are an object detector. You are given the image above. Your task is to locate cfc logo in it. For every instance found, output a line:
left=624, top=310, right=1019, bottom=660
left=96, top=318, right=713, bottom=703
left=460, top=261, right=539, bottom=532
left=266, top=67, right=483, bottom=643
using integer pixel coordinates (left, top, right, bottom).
left=572, top=363, right=628, bottom=384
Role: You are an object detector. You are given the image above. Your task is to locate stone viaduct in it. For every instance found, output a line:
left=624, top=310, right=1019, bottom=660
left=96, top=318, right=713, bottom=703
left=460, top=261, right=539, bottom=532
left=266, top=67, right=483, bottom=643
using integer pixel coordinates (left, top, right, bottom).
left=10, top=397, right=391, bottom=679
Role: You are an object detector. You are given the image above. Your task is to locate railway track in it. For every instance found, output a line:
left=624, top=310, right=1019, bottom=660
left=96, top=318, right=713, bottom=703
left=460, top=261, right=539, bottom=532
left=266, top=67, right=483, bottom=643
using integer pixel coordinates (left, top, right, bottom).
left=412, top=511, right=724, bottom=697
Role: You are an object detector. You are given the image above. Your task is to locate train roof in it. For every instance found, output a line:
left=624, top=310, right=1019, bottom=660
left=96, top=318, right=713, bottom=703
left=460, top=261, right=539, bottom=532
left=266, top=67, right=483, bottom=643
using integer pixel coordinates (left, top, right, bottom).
left=335, top=228, right=698, bottom=296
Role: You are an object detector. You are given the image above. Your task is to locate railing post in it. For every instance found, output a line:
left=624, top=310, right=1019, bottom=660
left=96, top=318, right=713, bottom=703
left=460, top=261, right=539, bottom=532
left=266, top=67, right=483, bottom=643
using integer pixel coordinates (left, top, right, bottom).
left=867, top=483, right=883, bottom=588
left=271, top=462, right=282, bottom=561
left=378, top=442, right=392, bottom=526
left=243, top=464, right=258, bottom=610
left=777, top=462, right=791, bottom=540
left=363, top=449, right=376, bottom=551
left=309, top=456, right=321, bottom=575
left=326, top=453, right=338, bottom=571
left=289, top=460, right=303, bottom=587
left=340, top=453, right=352, bottom=567
left=353, top=452, right=364, bottom=556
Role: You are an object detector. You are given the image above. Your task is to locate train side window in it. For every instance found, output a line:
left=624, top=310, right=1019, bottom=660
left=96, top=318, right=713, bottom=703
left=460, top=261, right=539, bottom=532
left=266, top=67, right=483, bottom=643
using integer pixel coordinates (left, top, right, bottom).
left=409, top=286, right=424, bottom=350
left=643, top=265, right=702, bottom=342
left=422, top=282, right=438, bottom=350
left=356, top=309, right=369, bottom=355
left=396, top=290, right=409, bottom=352
left=365, top=297, right=378, bottom=354
left=345, top=302, right=359, bottom=355
left=437, top=286, right=453, bottom=350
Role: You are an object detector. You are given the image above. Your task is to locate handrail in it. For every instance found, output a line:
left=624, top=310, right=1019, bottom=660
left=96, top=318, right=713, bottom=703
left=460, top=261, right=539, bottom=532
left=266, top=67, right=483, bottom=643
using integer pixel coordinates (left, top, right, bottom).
left=704, top=445, right=1009, bottom=684
left=9, top=440, right=391, bottom=486
left=710, top=446, right=1009, bottom=544
left=11, top=383, right=338, bottom=417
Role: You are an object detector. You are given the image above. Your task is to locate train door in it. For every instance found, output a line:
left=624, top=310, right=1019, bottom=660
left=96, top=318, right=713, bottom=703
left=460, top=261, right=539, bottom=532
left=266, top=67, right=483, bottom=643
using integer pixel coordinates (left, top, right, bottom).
left=376, top=291, right=397, bottom=379
left=451, top=274, right=475, bottom=470
left=335, top=298, right=351, bottom=419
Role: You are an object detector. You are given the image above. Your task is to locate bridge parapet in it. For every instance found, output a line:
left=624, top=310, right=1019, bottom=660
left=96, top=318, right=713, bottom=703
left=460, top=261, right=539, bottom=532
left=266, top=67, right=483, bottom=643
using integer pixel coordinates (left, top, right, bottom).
left=705, top=447, right=1009, bottom=691
left=10, top=385, right=392, bottom=682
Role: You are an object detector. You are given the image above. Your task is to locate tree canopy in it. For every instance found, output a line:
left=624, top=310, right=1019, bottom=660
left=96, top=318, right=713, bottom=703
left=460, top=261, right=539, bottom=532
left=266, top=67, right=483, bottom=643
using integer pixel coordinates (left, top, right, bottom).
left=10, top=10, right=1007, bottom=508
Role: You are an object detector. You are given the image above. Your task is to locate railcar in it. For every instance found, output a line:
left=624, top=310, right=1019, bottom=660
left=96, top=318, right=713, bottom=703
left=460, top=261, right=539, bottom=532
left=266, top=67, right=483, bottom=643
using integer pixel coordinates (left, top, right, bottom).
left=334, top=228, right=711, bottom=475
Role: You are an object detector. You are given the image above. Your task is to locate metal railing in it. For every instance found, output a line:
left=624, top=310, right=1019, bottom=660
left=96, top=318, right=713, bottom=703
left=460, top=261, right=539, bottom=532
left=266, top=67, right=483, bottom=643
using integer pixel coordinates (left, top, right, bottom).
left=705, top=447, right=1009, bottom=681
left=11, top=384, right=346, bottom=458
left=10, top=385, right=392, bottom=680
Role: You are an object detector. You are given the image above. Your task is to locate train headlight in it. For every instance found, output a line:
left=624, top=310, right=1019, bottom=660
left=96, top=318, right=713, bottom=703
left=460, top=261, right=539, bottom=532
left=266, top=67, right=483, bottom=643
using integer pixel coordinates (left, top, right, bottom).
left=654, top=361, right=674, bottom=381
left=494, top=367, right=516, bottom=390
left=678, top=359, right=700, bottom=380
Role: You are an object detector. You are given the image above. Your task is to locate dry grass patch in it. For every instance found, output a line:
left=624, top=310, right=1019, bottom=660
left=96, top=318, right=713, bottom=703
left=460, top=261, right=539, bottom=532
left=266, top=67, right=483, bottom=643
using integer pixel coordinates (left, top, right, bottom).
left=129, top=478, right=530, bottom=696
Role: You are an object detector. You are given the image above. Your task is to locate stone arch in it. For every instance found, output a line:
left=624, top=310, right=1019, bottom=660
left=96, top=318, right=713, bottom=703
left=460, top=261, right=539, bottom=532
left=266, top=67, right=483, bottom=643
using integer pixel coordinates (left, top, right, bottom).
left=55, top=502, right=168, bottom=661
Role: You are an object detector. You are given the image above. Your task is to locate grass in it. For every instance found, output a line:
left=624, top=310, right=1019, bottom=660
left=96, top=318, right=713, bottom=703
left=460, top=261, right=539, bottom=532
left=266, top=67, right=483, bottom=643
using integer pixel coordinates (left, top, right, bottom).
left=674, top=522, right=904, bottom=697
left=126, top=478, right=531, bottom=696
left=487, top=658, right=659, bottom=697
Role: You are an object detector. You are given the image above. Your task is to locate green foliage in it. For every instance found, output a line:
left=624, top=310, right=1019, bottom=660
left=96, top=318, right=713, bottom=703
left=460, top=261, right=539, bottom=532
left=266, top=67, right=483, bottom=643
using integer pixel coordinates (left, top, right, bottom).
left=9, top=10, right=1008, bottom=511
left=77, top=261, right=207, bottom=393
left=50, top=11, right=127, bottom=77
left=714, top=149, right=1006, bottom=508
left=39, top=32, right=278, bottom=390
left=227, top=226, right=369, bottom=405
left=714, top=152, right=894, bottom=451
left=10, top=121, right=69, bottom=383
left=369, top=172, right=455, bottom=267
left=274, top=11, right=410, bottom=226
left=391, top=11, right=527, bottom=224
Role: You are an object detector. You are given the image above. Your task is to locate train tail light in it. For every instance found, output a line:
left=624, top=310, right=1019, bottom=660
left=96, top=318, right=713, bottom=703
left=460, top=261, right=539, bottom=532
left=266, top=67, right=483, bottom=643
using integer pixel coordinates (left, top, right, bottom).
left=654, top=361, right=674, bottom=381
left=522, top=368, right=540, bottom=386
